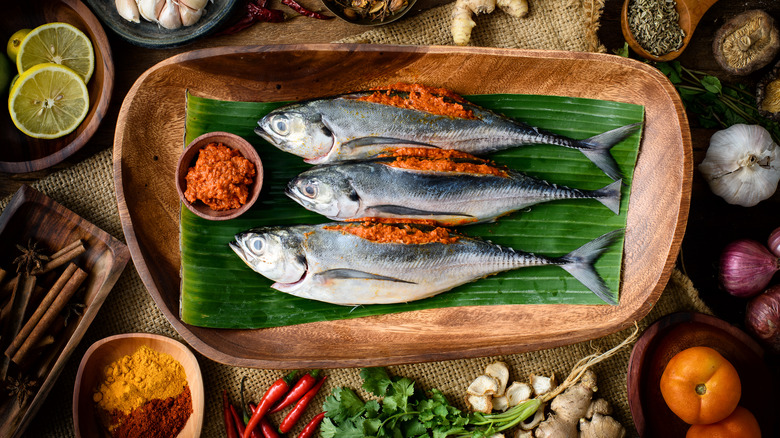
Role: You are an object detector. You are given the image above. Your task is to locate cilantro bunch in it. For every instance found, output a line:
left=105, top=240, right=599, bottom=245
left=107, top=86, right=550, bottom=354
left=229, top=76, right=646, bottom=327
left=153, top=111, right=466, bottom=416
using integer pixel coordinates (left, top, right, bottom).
left=656, top=61, right=780, bottom=144
left=320, top=367, right=540, bottom=438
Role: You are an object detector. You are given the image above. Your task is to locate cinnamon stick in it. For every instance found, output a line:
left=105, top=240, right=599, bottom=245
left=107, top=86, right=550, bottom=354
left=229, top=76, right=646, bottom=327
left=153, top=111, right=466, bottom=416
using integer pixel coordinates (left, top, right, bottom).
left=5, top=264, right=78, bottom=359
left=11, top=267, right=87, bottom=366
left=0, top=273, right=36, bottom=380
left=32, top=240, right=85, bottom=275
left=0, top=268, right=6, bottom=287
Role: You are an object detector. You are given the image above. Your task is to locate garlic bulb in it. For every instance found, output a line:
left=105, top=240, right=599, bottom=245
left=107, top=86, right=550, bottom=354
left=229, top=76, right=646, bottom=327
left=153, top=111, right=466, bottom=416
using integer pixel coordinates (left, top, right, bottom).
left=699, top=124, right=780, bottom=207
left=117, top=0, right=209, bottom=29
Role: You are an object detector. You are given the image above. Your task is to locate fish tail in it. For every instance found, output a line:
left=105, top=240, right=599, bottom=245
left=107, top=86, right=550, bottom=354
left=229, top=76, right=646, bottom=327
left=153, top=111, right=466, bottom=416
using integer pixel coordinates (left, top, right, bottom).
left=578, top=122, right=642, bottom=181
left=591, top=179, right=623, bottom=215
left=558, top=229, right=623, bottom=305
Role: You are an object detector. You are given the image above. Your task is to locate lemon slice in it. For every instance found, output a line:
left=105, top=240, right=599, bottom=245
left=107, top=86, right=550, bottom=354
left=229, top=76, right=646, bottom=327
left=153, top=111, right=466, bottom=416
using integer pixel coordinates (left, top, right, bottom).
left=16, top=22, right=94, bottom=83
left=9, top=63, right=90, bottom=139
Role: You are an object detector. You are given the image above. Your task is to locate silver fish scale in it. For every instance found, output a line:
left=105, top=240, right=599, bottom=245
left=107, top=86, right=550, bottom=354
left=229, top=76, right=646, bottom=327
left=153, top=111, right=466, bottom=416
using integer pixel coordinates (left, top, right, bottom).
left=324, top=98, right=580, bottom=152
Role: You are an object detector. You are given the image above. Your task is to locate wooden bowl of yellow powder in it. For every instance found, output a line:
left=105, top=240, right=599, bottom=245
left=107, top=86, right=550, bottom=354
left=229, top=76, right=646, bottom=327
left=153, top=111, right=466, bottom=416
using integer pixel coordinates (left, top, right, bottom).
left=73, top=334, right=204, bottom=438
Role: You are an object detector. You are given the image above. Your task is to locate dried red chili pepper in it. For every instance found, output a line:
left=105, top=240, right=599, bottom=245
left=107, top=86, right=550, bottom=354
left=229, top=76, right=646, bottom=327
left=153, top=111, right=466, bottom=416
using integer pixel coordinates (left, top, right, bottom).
left=279, top=376, right=328, bottom=433
left=243, top=371, right=298, bottom=438
left=224, top=390, right=240, bottom=438
left=281, top=0, right=333, bottom=20
left=297, top=412, right=326, bottom=438
left=270, top=370, right=321, bottom=413
left=216, top=0, right=285, bottom=36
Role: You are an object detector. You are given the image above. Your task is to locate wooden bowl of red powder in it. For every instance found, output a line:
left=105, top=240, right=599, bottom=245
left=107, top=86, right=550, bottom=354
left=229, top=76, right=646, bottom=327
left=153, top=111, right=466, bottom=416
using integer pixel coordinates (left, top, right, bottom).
left=73, top=333, right=204, bottom=438
left=175, top=131, right=263, bottom=221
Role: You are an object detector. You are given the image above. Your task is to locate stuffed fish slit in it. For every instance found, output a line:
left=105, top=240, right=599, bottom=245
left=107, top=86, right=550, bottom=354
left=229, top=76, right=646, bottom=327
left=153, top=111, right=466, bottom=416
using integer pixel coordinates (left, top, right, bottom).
left=255, top=84, right=641, bottom=180
left=229, top=223, right=622, bottom=305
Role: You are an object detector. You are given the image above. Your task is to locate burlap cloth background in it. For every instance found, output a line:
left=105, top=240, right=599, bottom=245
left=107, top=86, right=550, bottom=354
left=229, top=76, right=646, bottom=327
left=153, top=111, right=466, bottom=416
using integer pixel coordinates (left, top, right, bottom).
left=0, top=1, right=712, bottom=436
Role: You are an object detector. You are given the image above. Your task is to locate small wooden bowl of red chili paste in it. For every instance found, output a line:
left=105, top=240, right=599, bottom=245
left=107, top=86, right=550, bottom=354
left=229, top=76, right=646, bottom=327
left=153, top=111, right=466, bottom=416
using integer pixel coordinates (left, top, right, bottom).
left=176, top=132, right=263, bottom=221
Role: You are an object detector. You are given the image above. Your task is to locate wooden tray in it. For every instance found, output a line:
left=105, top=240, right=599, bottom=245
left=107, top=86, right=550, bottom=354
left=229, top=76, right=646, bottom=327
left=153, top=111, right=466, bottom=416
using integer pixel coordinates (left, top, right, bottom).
left=0, top=185, right=130, bottom=437
left=113, top=45, right=691, bottom=368
left=627, top=312, right=778, bottom=437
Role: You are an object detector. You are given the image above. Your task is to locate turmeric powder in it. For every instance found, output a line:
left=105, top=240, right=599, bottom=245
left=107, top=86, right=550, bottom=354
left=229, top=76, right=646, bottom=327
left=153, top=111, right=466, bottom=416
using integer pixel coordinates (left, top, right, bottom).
left=93, top=346, right=188, bottom=432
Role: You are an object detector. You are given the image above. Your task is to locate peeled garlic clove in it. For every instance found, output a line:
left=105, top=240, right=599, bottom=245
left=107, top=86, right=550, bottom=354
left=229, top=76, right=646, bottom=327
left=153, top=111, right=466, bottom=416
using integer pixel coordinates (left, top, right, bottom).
left=158, top=0, right=182, bottom=29
left=137, top=0, right=164, bottom=22
left=179, top=2, right=203, bottom=26
left=116, top=0, right=141, bottom=22
left=699, top=124, right=780, bottom=207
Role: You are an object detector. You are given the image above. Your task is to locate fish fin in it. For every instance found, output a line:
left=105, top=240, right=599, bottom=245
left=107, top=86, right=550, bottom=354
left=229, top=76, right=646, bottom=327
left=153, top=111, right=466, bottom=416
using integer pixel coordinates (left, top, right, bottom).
left=559, top=229, right=623, bottom=305
left=579, top=122, right=642, bottom=181
left=592, top=179, right=623, bottom=215
left=369, top=204, right=475, bottom=218
left=319, top=269, right=416, bottom=284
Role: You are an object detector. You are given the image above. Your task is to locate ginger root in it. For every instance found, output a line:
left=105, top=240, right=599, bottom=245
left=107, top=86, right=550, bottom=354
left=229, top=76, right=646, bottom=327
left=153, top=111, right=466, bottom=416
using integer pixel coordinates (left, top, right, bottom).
left=451, top=0, right=529, bottom=46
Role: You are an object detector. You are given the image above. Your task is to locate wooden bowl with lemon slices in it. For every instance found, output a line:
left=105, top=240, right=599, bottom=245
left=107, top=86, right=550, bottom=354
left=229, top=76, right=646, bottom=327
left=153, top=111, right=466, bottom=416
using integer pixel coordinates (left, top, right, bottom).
left=0, top=0, right=113, bottom=174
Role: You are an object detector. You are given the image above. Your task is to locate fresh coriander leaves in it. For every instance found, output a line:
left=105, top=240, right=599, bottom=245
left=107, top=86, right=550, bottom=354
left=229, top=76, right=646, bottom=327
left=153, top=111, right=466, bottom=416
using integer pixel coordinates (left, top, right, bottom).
left=657, top=60, right=780, bottom=143
left=321, top=368, right=540, bottom=438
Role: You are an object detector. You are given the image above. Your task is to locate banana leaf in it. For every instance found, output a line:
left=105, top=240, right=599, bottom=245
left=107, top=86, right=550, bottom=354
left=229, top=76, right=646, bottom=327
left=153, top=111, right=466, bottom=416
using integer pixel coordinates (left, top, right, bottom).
left=180, top=92, right=644, bottom=329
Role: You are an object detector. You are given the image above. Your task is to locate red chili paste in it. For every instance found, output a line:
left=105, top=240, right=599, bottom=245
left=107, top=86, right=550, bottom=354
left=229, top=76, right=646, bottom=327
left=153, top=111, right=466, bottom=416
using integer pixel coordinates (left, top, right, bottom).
left=386, top=156, right=508, bottom=177
left=359, top=83, right=475, bottom=119
left=325, top=222, right=459, bottom=244
left=184, top=143, right=256, bottom=211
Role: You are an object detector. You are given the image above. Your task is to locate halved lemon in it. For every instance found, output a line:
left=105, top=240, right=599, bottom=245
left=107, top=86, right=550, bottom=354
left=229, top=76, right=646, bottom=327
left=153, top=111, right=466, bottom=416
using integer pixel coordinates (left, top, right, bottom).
left=9, top=63, right=89, bottom=139
left=16, top=22, right=94, bottom=83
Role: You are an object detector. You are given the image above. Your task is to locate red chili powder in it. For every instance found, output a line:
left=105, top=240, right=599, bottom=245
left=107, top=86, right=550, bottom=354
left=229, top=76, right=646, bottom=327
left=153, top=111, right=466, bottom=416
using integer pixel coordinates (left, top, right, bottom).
left=111, top=385, right=193, bottom=438
left=359, top=83, right=476, bottom=119
left=184, top=143, right=256, bottom=211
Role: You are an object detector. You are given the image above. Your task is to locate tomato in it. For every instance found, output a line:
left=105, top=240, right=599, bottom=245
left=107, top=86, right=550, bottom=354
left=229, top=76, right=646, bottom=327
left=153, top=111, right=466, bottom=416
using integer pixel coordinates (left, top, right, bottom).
left=659, top=346, right=741, bottom=424
left=686, top=406, right=762, bottom=438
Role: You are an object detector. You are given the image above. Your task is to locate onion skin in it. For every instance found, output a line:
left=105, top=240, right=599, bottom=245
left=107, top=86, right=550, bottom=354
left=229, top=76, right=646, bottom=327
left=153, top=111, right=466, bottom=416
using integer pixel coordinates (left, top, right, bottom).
left=769, top=226, right=780, bottom=257
left=745, top=285, right=780, bottom=354
left=719, top=239, right=780, bottom=297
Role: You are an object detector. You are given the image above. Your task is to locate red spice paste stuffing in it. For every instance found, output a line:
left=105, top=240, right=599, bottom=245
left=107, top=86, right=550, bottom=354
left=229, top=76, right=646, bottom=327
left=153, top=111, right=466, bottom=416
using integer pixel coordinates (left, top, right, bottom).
left=376, top=147, right=508, bottom=177
left=184, top=143, right=256, bottom=211
left=326, top=222, right=459, bottom=244
left=359, top=83, right=476, bottom=119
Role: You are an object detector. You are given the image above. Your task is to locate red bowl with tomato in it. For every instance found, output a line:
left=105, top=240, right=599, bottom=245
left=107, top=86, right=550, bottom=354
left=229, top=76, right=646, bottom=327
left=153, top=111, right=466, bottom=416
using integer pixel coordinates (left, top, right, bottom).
left=627, top=312, right=778, bottom=437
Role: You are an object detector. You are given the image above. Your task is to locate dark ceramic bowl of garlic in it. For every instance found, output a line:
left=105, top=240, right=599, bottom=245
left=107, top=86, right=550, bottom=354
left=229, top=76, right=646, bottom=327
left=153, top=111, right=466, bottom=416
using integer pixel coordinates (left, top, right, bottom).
left=323, top=0, right=418, bottom=25
left=83, top=0, right=238, bottom=48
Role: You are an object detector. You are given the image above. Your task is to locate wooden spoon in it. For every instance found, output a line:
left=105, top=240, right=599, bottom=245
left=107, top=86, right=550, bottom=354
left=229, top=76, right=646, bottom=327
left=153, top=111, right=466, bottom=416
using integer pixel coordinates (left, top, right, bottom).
left=621, top=0, right=719, bottom=62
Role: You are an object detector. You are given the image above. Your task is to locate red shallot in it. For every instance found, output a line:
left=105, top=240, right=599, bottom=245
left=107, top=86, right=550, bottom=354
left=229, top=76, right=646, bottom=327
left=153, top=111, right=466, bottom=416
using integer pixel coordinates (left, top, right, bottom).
left=719, top=239, right=780, bottom=297
left=768, top=226, right=780, bottom=257
left=745, top=285, right=780, bottom=354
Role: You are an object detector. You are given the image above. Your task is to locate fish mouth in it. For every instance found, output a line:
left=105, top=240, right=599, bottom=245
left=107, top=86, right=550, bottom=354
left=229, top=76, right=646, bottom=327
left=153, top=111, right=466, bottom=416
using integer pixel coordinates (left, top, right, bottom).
left=254, top=126, right=277, bottom=145
left=272, top=265, right=309, bottom=292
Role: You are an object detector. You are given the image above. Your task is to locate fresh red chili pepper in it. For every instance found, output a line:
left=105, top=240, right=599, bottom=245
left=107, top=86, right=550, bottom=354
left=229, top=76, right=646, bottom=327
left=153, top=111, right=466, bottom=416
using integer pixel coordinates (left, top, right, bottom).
left=224, top=390, right=240, bottom=438
left=249, top=403, right=280, bottom=438
left=279, top=376, right=328, bottom=433
left=243, top=371, right=298, bottom=438
left=281, top=0, right=333, bottom=20
left=297, top=412, right=326, bottom=438
left=270, top=369, right=321, bottom=413
left=230, top=403, right=247, bottom=436
left=259, top=417, right=280, bottom=438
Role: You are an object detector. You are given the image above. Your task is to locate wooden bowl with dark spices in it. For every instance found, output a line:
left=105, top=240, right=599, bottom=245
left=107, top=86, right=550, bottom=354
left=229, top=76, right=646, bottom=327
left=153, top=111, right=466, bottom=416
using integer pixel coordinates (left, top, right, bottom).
left=73, top=333, right=204, bottom=438
left=176, top=131, right=263, bottom=221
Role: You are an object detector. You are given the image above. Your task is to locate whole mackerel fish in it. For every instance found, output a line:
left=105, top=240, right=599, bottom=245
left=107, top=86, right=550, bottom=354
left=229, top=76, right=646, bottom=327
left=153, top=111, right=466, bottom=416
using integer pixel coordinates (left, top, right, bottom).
left=229, top=222, right=622, bottom=305
left=255, top=86, right=641, bottom=180
left=286, top=155, right=622, bottom=226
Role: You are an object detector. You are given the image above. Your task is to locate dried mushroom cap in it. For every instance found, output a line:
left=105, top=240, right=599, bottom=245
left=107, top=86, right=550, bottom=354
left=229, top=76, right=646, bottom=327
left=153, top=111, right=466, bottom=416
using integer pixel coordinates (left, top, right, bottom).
left=757, top=61, right=780, bottom=121
left=713, top=10, right=780, bottom=75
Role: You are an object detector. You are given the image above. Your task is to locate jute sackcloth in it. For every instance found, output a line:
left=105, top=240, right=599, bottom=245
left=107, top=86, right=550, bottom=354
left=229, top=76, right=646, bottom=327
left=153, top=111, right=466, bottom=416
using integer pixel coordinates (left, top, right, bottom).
left=1, top=1, right=711, bottom=436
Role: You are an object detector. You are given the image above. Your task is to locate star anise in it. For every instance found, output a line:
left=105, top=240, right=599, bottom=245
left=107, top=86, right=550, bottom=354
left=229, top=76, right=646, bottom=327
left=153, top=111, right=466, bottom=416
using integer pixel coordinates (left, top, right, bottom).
left=62, top=301, right=86, bottom=327
left=6, top=375, right=38, bottom=405
left=13, top=239, right=49, bottom=274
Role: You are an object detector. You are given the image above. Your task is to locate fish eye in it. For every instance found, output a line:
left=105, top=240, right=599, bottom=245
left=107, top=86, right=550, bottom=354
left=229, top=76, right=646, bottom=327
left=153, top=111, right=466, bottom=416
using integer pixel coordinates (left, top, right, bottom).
left=249, top=237, right=264, bottom=253
left=271, top=115, right=290, bottom=135
left=302, top=182, right=318, bottom=198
